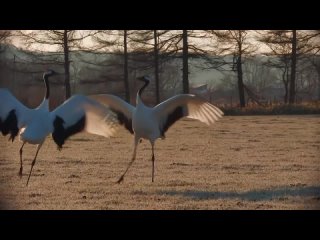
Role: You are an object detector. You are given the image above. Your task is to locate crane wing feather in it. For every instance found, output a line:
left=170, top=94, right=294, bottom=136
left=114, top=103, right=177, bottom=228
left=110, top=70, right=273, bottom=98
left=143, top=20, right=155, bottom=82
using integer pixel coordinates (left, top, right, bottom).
left=89, top=94, right=135, bottom=134
left=0, top=89, right=33, bottom=141
left=153, top=94, right=223, bottom=136
left=50, top=95, right=118, bottom=149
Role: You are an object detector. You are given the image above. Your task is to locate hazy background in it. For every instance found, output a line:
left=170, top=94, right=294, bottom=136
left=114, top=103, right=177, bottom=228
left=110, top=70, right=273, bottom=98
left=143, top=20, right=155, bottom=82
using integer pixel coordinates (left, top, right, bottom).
left=1, top=30, right=319, bottom=109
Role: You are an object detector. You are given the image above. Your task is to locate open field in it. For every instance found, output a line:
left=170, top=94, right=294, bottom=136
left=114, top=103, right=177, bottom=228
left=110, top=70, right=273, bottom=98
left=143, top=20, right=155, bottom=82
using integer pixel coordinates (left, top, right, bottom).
left=0, top=115, right=319, bottom=209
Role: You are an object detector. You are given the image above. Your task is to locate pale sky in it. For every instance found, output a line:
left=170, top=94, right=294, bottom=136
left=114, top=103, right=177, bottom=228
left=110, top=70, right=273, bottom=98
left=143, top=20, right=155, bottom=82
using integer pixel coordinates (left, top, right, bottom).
left=9, top=30, right=269, bottom=54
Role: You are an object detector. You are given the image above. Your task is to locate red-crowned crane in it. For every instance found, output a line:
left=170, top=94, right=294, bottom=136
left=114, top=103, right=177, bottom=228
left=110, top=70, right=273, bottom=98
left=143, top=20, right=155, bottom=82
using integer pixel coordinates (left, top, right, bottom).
left=0, top=70, right=118, bottom=186
left=90, top=76, right=224, bottom=183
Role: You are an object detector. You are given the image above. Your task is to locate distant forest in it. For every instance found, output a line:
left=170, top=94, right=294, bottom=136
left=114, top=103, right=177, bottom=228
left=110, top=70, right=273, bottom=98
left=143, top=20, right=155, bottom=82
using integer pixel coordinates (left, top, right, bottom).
left=0, top=30, right=319, bottom=109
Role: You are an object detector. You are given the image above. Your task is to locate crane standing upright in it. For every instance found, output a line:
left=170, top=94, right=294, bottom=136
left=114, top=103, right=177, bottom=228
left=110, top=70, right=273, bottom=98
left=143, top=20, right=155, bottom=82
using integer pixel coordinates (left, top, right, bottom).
left=90, top=76, right=224, bottom=183
left=0, top=70, right=118, bottom=186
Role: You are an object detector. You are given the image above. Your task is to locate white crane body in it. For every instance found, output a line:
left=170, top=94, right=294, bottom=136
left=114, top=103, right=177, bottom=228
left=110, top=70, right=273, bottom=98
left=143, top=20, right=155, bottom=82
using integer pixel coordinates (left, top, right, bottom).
left=0, top=70, right=118, bottom=185
left=90, top=76, right=224, bottom=183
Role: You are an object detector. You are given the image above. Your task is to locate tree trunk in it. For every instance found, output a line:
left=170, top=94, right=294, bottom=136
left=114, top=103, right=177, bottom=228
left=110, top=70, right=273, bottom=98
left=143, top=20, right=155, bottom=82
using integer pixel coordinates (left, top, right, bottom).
left=63, top=30, right=71, bottom=99
left=154, top=30, right=160, bottom=104
left=236, top=54, right=246, bottom=108
left=315, top=66, right=320, bottom=100
left=284, top=83, right=289, bottom=104
left=282, top=68, right=289, bottom=103
left=182, top=30, right=189, bottom=94
left=318, top=71, right=320, bottom=100
left=284, top=82, right=289, bottom=104
left=123, top=30, right=130, bottom=103
left=289, top=30, right=297, bottom=104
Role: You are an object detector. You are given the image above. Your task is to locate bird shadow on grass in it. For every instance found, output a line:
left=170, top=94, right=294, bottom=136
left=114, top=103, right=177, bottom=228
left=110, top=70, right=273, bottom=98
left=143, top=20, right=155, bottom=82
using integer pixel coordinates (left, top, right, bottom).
left=158, top=185, right=320, bottom=202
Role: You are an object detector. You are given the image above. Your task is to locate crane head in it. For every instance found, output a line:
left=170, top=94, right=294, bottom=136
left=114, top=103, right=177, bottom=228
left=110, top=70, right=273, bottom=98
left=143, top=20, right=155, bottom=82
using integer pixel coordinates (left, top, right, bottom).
left=137, top=75, right=151, bottom=83
left=44, top=69, right=60, bottom=77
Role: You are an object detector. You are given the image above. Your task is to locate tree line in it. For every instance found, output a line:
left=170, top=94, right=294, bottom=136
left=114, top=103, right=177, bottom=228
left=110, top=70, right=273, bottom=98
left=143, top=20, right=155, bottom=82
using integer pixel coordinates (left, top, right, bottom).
left=1, top=30, right=319, bottom=107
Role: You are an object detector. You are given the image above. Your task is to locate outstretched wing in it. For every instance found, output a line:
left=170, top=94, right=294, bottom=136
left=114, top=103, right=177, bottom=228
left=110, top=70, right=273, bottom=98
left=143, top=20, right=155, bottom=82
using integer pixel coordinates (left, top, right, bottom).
left=89, top=94, right=135, bottom=134
left=153, top=94, right=224, bottom=136
left=0, top=88, right=33, bottom=142
left=50, top=94, right=118, bottom=149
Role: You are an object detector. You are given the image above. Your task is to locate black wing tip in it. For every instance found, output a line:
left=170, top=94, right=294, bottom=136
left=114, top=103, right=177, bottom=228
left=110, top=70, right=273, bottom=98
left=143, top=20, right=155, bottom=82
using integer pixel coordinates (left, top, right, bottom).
left=110, top=108, right=134, bottom=134
left=161, top=106, right=184, bottom=136
left=128, top=128, right=134, bottom=134
left=0, top=110, right=19, bottom=142
left=52, top=115, right=86, bottom=148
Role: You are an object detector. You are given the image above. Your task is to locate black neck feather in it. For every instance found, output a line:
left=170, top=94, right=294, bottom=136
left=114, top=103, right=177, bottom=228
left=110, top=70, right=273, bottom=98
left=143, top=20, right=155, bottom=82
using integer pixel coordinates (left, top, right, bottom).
left=44, top=74, right=50, bottom=99
left=138, top=80, right=149, bottom=97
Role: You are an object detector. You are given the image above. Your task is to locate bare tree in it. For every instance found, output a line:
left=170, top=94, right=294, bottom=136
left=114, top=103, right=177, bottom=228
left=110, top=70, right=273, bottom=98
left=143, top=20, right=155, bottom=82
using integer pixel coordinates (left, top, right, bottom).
left=258, top=31, right=292, bottom=103
left=310, top=55, right=320, bottom=99
left=153, top=30, right=160, bottom=103
left=306, top=31, right=320, bottom=99
left=207, top=31, right=257, bottom=107
left=17, top=30, right=96, bottom=99
left=0, top=30, right=11, bottom=53
left=63, top=30, right=71, bottom=99
left=295, top=57, right=319, bottom=100
left=182, top=30, right=189, bottom=94
left=155, top=30, right=194, bottom=95
left=129, top=30, right=176, bottom=103
left=259, top=30, right=319, bottom=104
left=0, top=31, right=11, bottom=42
left=90, top=30, right=132, bottom=101
left=289, top=30, right=297, bottom=104
left=243, top=57, right=278, bottom=92
left=124, top=30, right=130, bottom=102
left=131, top=30, right=209, bottom=97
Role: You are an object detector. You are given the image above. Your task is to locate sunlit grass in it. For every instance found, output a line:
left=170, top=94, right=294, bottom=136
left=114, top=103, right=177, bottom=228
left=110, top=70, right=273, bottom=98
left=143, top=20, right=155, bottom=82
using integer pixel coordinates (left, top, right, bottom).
left=1, top=116, right=319, bottom=209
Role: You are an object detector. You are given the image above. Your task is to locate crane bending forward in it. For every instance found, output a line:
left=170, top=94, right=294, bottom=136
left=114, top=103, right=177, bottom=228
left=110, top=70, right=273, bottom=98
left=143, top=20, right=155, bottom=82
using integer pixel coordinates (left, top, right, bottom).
left=0, top=70, right=118, bottom=186
left=90, top=76, right=224, bottom=183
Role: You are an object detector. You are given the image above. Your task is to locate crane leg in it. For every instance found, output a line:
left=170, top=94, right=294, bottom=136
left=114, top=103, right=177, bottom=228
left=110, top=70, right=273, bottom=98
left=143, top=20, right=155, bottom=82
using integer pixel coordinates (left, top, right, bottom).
left=26, top=144, right=42, bottom=186
left=19, top=142, right=26, bottom=178
left=151, top=143, right=155, bottom=183
left=117, top=137, right=139, bottom=184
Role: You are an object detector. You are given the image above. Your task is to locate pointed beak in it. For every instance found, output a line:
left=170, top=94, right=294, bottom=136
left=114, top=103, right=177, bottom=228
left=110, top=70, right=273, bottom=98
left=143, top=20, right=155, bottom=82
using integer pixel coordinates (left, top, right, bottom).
left=136, top=76, right=145, bottom=81
left=137, top=76, right=150, bottom=82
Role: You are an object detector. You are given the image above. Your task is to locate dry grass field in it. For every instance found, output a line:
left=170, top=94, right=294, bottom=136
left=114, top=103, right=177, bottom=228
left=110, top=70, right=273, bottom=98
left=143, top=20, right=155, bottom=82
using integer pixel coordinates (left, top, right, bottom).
left=0, top=115, right=319, bottom=209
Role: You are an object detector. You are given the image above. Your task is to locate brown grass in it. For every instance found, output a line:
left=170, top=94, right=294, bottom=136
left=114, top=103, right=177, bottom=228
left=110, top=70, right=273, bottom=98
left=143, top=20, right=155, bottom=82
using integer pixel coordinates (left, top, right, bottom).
left=0, top=115, right=319, bottom=209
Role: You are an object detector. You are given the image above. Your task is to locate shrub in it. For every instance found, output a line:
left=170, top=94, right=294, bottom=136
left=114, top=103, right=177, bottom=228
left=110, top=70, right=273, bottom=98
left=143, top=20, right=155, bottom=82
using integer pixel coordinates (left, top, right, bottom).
left=220, top=102, right=320, bottom=116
